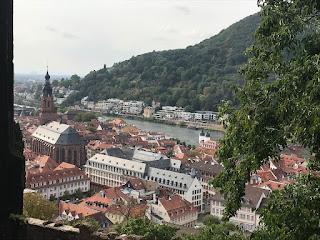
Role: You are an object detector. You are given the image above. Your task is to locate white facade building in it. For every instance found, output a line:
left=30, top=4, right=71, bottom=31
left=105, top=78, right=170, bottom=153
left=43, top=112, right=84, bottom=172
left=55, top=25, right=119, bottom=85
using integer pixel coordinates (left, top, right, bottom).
left=84, top=149, right=203, bottom=211
left=210, top=185, right=269, bottom=232
left=147, top=194, right=198, bottom=227
left=122, top=101, right=144, bottom=115
left=26, top=162, right=90, bottom=200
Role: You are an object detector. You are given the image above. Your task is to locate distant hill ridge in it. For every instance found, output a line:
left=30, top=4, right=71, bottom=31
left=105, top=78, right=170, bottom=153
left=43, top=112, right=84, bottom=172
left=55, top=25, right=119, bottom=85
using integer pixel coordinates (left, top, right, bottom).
left=64, top=13, right=260, bottom=111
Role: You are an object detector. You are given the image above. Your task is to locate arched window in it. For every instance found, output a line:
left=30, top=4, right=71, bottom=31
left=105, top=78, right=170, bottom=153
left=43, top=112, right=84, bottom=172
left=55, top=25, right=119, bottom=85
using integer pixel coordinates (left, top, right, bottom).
left=74, top=150, right=77, bottom=161
left=61, top=148, right=65, bottom=162
left=56, top=148, right=60, bottom=161
left=68, top=149, right=72, bottom=162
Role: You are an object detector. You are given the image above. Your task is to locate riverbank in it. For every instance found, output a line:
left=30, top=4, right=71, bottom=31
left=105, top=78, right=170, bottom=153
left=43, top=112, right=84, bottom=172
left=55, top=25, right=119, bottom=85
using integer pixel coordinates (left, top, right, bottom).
left=101, top=112, right=225, bottom=133
left=124, top=118, right=225, bottom=146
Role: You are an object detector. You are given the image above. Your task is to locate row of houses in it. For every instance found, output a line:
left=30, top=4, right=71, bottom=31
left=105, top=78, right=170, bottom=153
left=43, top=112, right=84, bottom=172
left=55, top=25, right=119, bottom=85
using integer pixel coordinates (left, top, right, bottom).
left=25, top=155, right=90, bottom=200
left=81, top=96, right=218, bottom=123
left=84, top=149, right=204, bottom=212
left=56, top=178, right=199, bottom=228
left=153, top=106, right=218, bottom=122
left=81, top=97, right=145, bottom=115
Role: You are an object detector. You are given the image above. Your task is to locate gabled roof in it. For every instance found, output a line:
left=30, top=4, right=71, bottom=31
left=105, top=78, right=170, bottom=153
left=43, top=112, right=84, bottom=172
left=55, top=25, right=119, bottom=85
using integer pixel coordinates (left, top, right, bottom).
left=32, top=121, right=83, bottom=145
left=87, top=154, right=146, bottom=174
left=186, top=161, right=223, bottom=176
left=258, top=180, right=287, bottom=191
left=54, top=162, right=76, bottom=171
left=26, top=163, right=89, bottom=185
left=101, top=187, right=131, bottom=202
left=59, top=201, right=99, bottom=218
left=125, top=178, right=146, bottom=190
left=213, top=185, right=270, bottom=209
left=26, top=155, right=59, bottom=174
left=132, top=149, right=167, bottom=162
left=80, top=194, right=113, bottom=209
left=159, top=195, right=197, bottom=220
left=105, top=204, right=147, bottom=218
left=103, top=147, right=134, bottom=160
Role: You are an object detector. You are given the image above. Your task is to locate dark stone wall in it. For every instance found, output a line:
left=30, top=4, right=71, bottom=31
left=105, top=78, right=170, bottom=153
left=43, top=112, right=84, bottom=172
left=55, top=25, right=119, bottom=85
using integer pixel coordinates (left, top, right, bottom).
left=0, top=0, right=25, bottom=239
left=23, top=218, right=143, bottom=240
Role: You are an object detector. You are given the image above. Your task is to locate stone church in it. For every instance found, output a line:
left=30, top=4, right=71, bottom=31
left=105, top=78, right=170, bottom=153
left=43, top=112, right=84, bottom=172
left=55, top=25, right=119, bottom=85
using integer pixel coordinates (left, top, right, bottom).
left=31, top=71, right=86, bottom=167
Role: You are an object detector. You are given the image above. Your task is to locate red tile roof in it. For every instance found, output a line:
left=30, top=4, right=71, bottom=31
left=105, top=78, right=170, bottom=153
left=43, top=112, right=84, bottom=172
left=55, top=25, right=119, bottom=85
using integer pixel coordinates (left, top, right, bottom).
left=59, top=201, right=100, bottom=218
left=26, top=162, right=89, bottom=186
left=259, top=180, right=287, bottom=190
left=54, top=162, right=76, bottom=171
left=159, top=195, right=198, bottom=220
left=26, top=155, right=59, bottom=174
left=105, top=204, right=147, bottom=218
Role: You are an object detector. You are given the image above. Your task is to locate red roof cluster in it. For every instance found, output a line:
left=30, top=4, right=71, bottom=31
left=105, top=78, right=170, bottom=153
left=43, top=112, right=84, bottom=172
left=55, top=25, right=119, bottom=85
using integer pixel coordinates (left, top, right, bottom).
left=26, top=161, right=89, bottom=186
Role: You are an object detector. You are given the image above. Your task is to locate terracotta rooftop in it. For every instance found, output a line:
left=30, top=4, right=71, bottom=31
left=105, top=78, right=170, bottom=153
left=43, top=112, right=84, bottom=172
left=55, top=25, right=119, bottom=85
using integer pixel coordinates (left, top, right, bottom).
left=124, top=178, right=146, bottom=191
left=105, top=204, right=147, bottom=218
left=26, top=163, right=89, bottom=186
left=159, top=195, right=198, bottom=220
left=258, top=180, right=288, bottom=191
left=26, top=155, right=59, bottom=174
left=59, top=201, right=100, bottom=218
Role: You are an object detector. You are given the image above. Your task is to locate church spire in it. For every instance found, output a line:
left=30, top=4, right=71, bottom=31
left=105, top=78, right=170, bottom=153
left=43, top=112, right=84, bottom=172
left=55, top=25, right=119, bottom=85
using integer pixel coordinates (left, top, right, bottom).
left=45, top=65, right=50, bottom=81
left=42, top=67, right=53, bottom=97
left=39, top=67, right=58, bottom=125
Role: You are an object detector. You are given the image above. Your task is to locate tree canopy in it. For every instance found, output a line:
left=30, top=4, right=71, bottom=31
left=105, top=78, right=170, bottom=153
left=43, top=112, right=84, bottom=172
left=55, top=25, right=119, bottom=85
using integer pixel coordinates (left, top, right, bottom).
left=63, top=14, right=260, bottom=111
left=212, top=0, right=320, bottom=238
left=75, top=112, right=97, bottom=122
left=23, top=193, right=58, bottom=221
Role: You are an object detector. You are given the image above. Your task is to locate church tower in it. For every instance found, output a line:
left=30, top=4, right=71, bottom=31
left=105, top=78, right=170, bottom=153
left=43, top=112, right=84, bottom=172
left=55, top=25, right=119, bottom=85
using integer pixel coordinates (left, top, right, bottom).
left=39, top=69, right=58, bottom=125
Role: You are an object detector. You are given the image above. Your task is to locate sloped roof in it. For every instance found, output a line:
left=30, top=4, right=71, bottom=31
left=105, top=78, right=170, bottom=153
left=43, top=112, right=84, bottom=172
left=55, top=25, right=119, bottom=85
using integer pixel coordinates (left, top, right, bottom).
left=188, top=161, right=223, bottom=176
left=32, top=121, right=83, bottom=145
left=103, top=147, right=134, bottom=160
left=26, top=164, right=89, bottom=185
left=213, top=185, right=270, bottom=209
left=54, top=162, right=76, bottom=171
left=87, top=154, right=146, bottom=174
left=125, top=178, right=146, bottom=190
left=59, top=201, right=99, bottom=218
left=101, top=187, right=131, bottom=202
left=105, top=204, right=147, bottom=218
left=132, top=149, right=166, bottom=162
left=26, top=155, right=59, bottom=174
left=159, top=195, right=197, bottom=220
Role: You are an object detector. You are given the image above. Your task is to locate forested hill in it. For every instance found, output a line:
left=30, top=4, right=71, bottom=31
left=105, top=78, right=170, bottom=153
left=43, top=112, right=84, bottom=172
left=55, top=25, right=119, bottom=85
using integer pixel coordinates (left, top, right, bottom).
left=64, top=13, right=260, bottom=111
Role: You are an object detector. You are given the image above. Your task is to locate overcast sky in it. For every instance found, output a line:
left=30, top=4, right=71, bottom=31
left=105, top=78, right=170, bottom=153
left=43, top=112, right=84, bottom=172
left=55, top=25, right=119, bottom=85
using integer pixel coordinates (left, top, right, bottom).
left=14, top=0, right=259, bottom=76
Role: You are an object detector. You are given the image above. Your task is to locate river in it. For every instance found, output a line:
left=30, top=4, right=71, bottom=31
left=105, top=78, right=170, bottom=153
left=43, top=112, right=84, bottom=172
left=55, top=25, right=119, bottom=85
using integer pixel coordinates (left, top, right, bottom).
left=99, top=116, right=224, bottom=146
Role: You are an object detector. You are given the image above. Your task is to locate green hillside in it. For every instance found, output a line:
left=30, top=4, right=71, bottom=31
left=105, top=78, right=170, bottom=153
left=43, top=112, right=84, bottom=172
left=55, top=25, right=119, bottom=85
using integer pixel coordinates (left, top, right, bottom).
left=64, top=13, right=260, bottom=111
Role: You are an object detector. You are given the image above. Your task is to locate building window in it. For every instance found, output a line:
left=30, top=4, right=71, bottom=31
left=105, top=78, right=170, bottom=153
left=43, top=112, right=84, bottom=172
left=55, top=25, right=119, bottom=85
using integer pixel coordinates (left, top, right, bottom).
left=61, top=148, right=65, bottom=162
